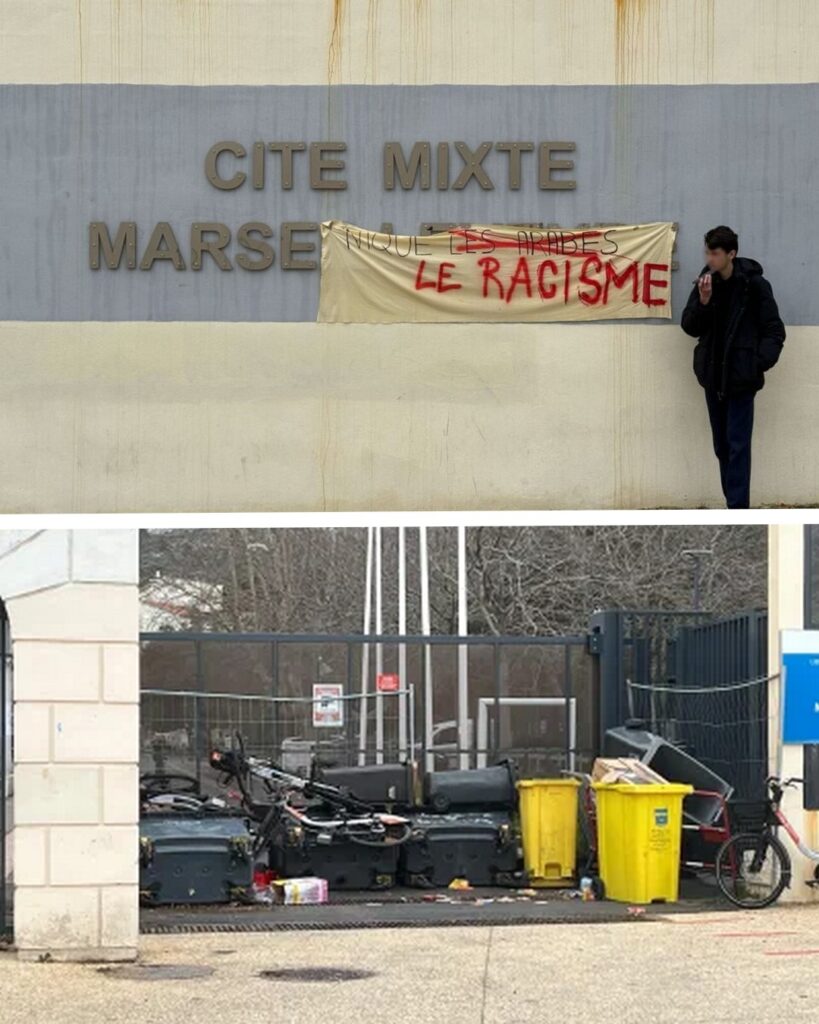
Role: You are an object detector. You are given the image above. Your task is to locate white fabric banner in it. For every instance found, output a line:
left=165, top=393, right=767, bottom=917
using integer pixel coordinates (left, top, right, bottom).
left=318, top=220, right=676, bottom=323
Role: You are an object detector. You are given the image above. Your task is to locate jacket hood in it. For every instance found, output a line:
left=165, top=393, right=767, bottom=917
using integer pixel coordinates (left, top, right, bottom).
left=734, top=256, right=763, bottom=277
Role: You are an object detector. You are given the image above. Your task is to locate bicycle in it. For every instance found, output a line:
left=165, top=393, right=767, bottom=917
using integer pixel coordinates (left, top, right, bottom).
left=715, top=775, right=819, bottom=909
left=210, top=733, right=413, bottom=855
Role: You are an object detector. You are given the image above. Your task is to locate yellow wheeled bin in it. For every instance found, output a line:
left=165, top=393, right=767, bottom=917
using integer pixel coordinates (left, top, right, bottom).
left=592, top=782, right=694, bottom=904
left=517, top=778, right=581, bottom=887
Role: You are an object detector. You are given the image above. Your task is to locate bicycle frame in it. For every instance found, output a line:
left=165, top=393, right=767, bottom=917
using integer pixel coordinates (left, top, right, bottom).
left=772, top=805, right=819, bottom=864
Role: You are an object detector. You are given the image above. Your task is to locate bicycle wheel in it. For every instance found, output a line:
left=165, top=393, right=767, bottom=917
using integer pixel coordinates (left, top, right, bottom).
left=715, top=831, right=791, bottom=909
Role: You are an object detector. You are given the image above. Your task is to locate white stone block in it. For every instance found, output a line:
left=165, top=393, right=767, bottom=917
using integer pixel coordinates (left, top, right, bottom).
left=103, top=765, right=139, bottom=825
left=100, top=886, right=139, bottom=948
left=0, top=530, right=70, bottom=599
left=14, top=764, right=101, bottom=825
left=13, top=826, right=48, bottom=886
left=14, top=886, right=99, bottom=949
left=53, top=703, right=138, bottom=763
left=49, top=826, right=139, bottom=886
left=102, top=643, right=139, bottom=703
left=7, top=583, right=139, bottom=642
left=13, top=703, right=52, bottom=762
left=13, top=641, right=101, bottom=702
left=0, top=529, right=40, bottom=560
left=71, top=530, right=138, bottom=585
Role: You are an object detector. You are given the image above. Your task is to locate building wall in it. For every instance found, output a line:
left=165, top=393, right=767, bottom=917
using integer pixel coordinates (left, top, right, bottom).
left=0, top=0, right=816, bottom=511
left=0, top=530, right=140, bottom=960
left=767, top=524, right=818, bottom=904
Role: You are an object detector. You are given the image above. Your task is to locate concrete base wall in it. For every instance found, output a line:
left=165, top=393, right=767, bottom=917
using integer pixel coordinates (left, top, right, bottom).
left=0, top=323, right=815, bottom=512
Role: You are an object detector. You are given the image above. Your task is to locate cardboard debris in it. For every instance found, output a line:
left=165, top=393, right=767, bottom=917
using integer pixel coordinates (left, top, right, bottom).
left=271, top=877, right=329, bottom=905
left=592, top=757, right=668, bottom=786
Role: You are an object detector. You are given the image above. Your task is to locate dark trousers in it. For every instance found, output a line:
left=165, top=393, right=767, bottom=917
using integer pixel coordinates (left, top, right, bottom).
left=704, top=389, right=755, bottom=509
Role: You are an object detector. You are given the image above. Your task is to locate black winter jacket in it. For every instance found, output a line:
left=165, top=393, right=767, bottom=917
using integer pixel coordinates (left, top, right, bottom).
left=681, top=256, right=786, bottom=397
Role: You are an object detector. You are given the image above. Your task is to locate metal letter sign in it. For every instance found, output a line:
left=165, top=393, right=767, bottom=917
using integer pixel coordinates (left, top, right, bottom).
left=782, top=630, right=819, bottom=744
left=313, top=684, right=344, bottom=728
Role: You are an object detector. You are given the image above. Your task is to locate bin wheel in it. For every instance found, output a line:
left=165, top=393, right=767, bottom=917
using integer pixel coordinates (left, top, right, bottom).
left=590, top=876, right=606, bottom=901
left=430, top=793, right=451, bottom=814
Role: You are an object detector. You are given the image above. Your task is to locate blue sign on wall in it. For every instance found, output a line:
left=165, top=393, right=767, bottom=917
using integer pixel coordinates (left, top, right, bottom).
left=782, top=652, right=819, bottom=743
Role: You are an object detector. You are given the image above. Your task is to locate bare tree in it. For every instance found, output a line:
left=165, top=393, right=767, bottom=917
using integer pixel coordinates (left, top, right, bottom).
left=139, top=525, right=767, bottom=636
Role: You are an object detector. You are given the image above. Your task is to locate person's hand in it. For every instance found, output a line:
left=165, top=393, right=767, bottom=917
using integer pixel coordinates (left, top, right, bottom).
left=697, top=272, right=713, bottom=305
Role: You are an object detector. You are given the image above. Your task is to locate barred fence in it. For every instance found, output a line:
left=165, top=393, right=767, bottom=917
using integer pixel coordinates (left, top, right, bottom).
left=140, top=631, right=598, bottom=789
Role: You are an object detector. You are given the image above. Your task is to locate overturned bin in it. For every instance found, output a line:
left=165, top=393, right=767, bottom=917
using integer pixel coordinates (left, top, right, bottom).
left=517, top=778, right=580, bottom=887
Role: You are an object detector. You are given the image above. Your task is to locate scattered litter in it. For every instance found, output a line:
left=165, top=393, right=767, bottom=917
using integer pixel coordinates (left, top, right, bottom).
left=271, top=877, right=329, bottom=905
left=580, top=877, right=596, bottom=902
left=448, top=878, right=472, bottom=890
left=473, top=898, right=495, bottom=906
left=516, top=889, right=538, bottom=897
left=251, top=884, right=275, bottom=905
left=364, top=902, right=383, bottom=908
left=627, top=906, right=647, bottom=917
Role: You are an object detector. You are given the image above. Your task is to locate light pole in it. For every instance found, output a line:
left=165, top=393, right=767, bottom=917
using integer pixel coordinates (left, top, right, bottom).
left=680, top=548, right=713, bottom=612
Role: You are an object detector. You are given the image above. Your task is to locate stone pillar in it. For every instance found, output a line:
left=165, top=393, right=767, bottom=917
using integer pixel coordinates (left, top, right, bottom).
left=767, top=523, right=818, bottom=903
left=0, top=530, right=139, bottom=960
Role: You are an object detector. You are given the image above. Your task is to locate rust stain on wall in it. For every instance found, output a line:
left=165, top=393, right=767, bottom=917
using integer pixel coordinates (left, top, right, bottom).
left=328, top=0, right=344, bottom=84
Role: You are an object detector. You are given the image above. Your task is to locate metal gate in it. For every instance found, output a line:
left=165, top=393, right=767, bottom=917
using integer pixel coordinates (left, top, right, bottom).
left=140, top=631, right=598, bottom=787
left=590, top=608, right=769, bottom=798
left=1, top=599, right=11, bottom=939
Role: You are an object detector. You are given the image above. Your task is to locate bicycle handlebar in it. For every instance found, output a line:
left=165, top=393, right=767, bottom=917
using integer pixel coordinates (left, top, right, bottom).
left=766, top=775, right=804, bottom=788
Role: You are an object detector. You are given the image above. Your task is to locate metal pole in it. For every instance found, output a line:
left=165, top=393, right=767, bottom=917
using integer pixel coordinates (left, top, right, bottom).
left=408, top=683, right=416, bottom=777
left=358, top=527, right=373, bottom=766
left=270, top=640, right=279, bottom=760
left=194, top=639, right=204, bottom=791
left=398, top=526, right=408, bottom=761
left=457, top=525, right=469, bottom=769
left=375, top=526, right=384, bottom=765
left=420, top=526, right=434, bottom=773
left=492, top=641, right=501, bottom=765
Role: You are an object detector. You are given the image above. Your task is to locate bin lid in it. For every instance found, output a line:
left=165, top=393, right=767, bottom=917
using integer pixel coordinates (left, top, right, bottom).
left=517, top=778, right=581, bottom=788
left=591, top=782, right=694, bottom=795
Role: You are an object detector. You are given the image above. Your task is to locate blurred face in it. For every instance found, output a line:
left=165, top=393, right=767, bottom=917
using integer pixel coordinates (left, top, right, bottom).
left=705, top=246, right=736, bottom=274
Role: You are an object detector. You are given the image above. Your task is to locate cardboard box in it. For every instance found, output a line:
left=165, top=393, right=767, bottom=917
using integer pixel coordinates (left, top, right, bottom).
left=592, top=757, right=668, bottom=786
left=272, top=876, right=329, bottom=905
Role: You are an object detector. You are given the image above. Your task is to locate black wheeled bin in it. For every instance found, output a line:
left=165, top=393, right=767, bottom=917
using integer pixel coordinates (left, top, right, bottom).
left=139, top=815, right=253, bottom=905
left=424, top=762, right=518, bottom=814
left=401, top=811, right=523, bottom=888
left=268, top=822, right=400, bottom=890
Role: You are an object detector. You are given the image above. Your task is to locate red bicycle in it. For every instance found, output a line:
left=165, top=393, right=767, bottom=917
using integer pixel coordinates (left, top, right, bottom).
left=714, top=776, right=819, bottom=909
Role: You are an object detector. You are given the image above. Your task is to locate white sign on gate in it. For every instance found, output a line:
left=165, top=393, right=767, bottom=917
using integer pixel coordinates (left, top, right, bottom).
left=312, top=684, right=344, bottom=728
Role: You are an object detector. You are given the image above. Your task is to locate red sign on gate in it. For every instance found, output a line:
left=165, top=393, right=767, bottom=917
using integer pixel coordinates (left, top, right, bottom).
left=376, top=673, right=401, bottom=693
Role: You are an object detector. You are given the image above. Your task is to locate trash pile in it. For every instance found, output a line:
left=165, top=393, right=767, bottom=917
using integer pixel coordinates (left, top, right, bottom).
left=138, top=723, right=735, bottom=911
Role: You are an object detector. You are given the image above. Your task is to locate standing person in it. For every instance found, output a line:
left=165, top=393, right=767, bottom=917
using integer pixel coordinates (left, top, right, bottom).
left=681, top=226, right=786, bottom=509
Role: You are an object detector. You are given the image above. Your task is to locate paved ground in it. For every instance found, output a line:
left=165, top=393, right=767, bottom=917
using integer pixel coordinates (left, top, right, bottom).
left=1, top=904, right=818, bottom=1024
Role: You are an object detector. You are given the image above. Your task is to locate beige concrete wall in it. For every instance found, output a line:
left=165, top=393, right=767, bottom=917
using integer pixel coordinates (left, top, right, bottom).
left=2, top=0, right=818, bottom=86
left=0, top=530, right=140, bottom=960
left=0, top=322, right=814, bottom=511
left=0, top=2, right=815, bottom=512
left=767, top=524, right=818, bottom=904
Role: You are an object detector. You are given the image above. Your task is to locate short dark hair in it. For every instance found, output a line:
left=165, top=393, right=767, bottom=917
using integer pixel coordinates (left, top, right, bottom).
left=704, top=225, right=738, bottom=254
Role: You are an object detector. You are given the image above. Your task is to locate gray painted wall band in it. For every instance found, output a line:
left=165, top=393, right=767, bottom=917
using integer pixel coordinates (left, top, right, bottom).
left=0, top=84, right=814, bottom=323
